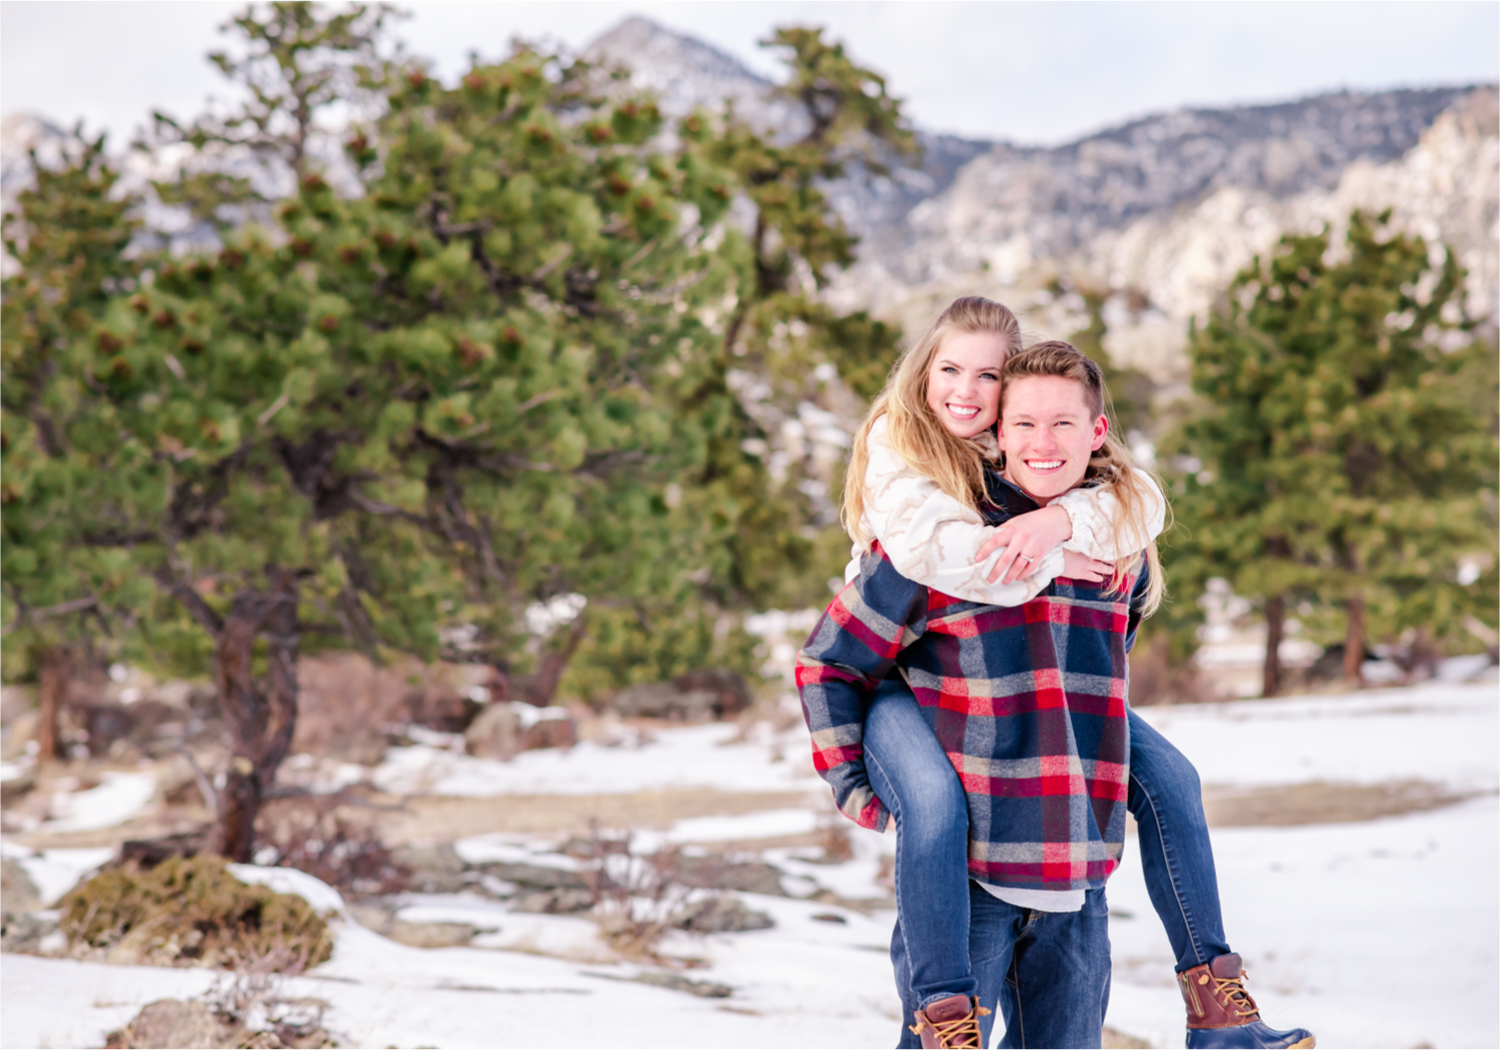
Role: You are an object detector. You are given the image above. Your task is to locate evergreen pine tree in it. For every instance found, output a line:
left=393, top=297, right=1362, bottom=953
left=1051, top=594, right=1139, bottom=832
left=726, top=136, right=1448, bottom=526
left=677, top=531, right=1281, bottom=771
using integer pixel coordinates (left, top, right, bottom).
left=2, top=10, right=796, bottom=858
left=1, top=129, right=143, bottom=757
left=1168, top=211, right=1498, bottom=693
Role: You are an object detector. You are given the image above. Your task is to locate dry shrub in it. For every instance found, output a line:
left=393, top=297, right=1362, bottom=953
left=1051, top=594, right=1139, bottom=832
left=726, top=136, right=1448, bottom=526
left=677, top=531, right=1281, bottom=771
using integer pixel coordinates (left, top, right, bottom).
left=574, top=827, right=775, bottom=953
left=255, top=796, right=409, bottom=900
left=59, top=855, right=333, bottom=972
left=206, top=972, right=337, bottom=1048
left=577, top=825, right=704, bottom=958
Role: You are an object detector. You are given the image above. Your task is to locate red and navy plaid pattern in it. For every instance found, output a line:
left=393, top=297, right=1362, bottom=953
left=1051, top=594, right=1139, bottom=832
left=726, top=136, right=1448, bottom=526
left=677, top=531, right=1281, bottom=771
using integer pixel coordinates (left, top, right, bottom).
left=796, top=484, right=1148, bottom=894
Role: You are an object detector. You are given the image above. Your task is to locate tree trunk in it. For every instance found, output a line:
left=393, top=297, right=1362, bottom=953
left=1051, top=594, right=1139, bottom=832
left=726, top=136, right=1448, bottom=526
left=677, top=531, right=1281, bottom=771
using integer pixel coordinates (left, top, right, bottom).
left=522, top=614, right=588, bottom=707
left=1262, top=594, right=1286, bottom=698
left=1343, top=596, right=1366, bottom=686
left=208, top=568, right=302, bottom=862
left=36, top=645, right=69, bottom=762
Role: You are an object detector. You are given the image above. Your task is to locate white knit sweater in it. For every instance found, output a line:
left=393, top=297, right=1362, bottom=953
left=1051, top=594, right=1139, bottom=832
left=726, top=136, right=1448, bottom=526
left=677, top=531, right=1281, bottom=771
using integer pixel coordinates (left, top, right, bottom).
left=846, top=416, right=1166, bottom=605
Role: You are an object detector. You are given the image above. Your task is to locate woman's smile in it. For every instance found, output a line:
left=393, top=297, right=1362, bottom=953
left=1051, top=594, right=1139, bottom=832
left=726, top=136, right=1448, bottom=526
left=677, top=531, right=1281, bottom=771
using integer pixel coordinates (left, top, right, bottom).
left=924, top=330, right=1008, bottom=439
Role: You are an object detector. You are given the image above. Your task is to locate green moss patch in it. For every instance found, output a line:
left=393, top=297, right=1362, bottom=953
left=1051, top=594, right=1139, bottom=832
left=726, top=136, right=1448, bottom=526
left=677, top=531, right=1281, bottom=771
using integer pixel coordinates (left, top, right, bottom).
left=59, top=855, right=334, bottom=972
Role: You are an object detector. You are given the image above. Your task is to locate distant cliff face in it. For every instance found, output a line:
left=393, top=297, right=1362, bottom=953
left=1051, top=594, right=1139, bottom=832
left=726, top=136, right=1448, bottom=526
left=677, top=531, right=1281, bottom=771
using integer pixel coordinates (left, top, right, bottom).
left=861, top=86, right=1476, bottom=284
left=7, top=18, right=1494, bottom=381
left=584, top=17, right=1498, bottom=382
left=850, top=85, right=1499, bottom=382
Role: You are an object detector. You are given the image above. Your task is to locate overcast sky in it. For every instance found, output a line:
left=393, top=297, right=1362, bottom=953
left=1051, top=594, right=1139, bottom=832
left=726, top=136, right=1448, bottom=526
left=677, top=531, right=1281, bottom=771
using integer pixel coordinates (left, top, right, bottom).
left=3, top=1, right=1496, bottom=147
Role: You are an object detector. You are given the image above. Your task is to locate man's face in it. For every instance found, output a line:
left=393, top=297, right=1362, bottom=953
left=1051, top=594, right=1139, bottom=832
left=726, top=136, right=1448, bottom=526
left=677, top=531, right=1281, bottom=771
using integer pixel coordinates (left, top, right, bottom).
left=924, top=330, right=1007, bottom=439
left=998, top=375, right=1108, bottom=504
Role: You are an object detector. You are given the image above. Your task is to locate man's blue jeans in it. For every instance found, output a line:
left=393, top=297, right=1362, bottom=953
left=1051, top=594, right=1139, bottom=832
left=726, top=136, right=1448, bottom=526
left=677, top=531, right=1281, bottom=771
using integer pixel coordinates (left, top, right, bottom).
left=864, top=682, right=1232, bottom=1041
left=891, top=882, right=1113, bottom=1048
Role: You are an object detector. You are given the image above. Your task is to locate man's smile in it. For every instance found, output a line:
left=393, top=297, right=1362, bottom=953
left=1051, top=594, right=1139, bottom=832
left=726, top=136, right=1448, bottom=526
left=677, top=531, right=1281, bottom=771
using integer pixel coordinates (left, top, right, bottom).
left=1000, top=374, right=1110, bottom=504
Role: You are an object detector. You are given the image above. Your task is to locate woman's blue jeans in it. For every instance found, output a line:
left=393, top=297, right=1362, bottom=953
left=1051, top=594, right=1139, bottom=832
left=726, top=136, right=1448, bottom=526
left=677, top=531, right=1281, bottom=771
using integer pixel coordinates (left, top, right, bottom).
left=1126, top=703, right=1234, bottom=972
left=863, top=680, right=1232, bottom=1029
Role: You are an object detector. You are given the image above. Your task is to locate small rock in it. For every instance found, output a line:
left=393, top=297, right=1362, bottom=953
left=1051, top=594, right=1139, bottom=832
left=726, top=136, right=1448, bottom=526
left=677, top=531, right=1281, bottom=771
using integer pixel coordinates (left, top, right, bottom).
left=105, top=999, right=233, bottom=1049
left=0, top=684, right=35, bottom=724
left=479, top=861, right=590, bottom=892
left=811, top=912, right=848, bottom=924
left=672, top=855, right=787, bottom=896
left=522, top=715, right=576, bottom=751
left=347, top=902, right=398, bottom=936
left=1, top=709, right=39, bottom=760
left=672, top=896, right=774, bottom=933
left=1, top=857, right=42, bottom=914
left=348, top=902, right=482, bottom=948
left=0, top=909, right=59, bottom=954
left=612, top=682, right=718, bottom=722
left=388, top=920, right=480, bottom=949
left=464, top=703, right=576, bottom=758
left=672, top=668, right=752, bottom=718
left=610, top=671, right=751, bottom=721
left=509, top=887, right=595, bottom=914
left=116, top=832, right=204, bottom=869
left=77, top=702, right=137, bottom=758
left=464, top=703, right=522, bottom=759
left=633, top=971, right=733, bottom=998
left=391, top=843, right=467, bottom=894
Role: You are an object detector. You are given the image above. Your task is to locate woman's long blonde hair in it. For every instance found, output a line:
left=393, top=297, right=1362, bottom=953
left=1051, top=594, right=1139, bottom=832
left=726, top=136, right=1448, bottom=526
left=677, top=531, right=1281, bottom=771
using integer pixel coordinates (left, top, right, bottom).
left=1001, top=340, right=1167, bottom=615
left=843, top=296, right=1022, bottom=549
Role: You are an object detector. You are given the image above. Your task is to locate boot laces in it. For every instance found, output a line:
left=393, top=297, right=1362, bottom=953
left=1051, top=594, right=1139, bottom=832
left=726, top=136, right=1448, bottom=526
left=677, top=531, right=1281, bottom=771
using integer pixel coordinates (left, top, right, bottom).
left=1208, top=968, right=1261, bottom=1020
left=909, top=1002, right=992, bottom=1049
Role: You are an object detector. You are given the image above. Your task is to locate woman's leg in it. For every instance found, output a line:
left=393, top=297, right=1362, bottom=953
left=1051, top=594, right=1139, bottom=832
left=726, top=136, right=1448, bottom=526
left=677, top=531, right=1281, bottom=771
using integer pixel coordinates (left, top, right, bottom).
left=864, top=678, right=976, bottom=1037
left=1126, top=709, right=1231, bottom=972
left=1129, top=710, right=1316, bottom=1050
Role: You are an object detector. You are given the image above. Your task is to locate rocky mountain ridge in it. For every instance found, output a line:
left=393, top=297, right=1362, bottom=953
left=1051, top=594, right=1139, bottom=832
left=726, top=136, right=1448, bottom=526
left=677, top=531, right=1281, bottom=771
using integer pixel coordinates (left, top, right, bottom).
left=586, top=17, right=1498, bottom=385
left=7, top=17, right=1495, bottom=381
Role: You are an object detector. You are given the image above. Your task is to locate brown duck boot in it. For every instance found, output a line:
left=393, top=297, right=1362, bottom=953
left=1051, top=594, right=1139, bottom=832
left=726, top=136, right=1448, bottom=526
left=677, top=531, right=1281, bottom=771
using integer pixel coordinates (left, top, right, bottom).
left=909, top=994, right=991, bottom=1049
left=1178, top=953, right=1316, bottom=1049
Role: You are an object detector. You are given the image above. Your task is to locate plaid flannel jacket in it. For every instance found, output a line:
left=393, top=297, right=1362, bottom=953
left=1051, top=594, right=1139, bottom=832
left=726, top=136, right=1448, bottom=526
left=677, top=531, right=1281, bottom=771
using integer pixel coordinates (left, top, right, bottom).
left=795, top=476, right=1149, bottom=894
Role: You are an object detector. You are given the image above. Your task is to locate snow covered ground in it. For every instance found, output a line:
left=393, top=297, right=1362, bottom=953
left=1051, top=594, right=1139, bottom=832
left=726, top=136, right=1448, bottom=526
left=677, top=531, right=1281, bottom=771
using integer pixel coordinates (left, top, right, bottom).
left=2, top=676, right=1496, bottom=1049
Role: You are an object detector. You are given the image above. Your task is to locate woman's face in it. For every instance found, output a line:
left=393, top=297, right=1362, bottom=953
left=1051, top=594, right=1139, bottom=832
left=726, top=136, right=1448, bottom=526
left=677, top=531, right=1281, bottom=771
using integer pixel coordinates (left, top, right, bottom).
left=924, top=331, right=1007, bottom=439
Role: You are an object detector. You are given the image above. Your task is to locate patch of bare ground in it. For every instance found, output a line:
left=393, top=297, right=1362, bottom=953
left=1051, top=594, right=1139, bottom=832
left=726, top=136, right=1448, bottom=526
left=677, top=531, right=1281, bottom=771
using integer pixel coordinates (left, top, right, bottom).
left=369, top=788, right=817, bottom=844
left=1102, top=1026, right=1151, bottom=1049
left=9, top=808, right=212, bottom=852
left=9, top=785, right=819, bottom=853
left=1202, top=779, right=1487, bottom=827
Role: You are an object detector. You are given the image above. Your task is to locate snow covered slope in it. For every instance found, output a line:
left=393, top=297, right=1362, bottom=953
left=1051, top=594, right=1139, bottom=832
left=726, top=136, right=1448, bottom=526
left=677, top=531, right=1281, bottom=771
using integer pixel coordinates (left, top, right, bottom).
left=3, top=676, right=1496, bottom=1048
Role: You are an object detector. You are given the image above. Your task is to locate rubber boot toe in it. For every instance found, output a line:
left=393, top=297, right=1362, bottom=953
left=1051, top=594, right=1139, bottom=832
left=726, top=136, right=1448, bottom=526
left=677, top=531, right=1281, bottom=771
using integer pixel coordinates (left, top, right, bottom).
left=1185, top=1020, right=1315, bottom=1049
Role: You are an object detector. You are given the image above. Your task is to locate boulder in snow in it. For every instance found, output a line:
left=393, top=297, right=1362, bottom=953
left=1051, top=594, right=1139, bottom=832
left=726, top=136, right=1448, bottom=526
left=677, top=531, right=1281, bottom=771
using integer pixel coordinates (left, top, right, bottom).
left=464, top=702, right=576, bottom=759
left=104, top=999, right=232, bottom=1050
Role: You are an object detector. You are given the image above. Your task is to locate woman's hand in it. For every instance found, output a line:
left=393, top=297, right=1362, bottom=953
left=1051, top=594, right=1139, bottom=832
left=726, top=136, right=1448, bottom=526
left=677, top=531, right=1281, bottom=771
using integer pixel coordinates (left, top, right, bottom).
left=976, top=505, right=1074, bottom=583
left=1062, top=550, right=1112, bottom=583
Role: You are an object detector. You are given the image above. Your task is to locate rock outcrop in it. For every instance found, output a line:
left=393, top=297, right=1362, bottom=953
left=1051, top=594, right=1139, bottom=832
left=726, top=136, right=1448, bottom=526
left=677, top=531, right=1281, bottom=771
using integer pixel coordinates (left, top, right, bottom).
left=7, top=18, right=1493, bottom=386
left=582, top=17, right=1498, bottom=386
